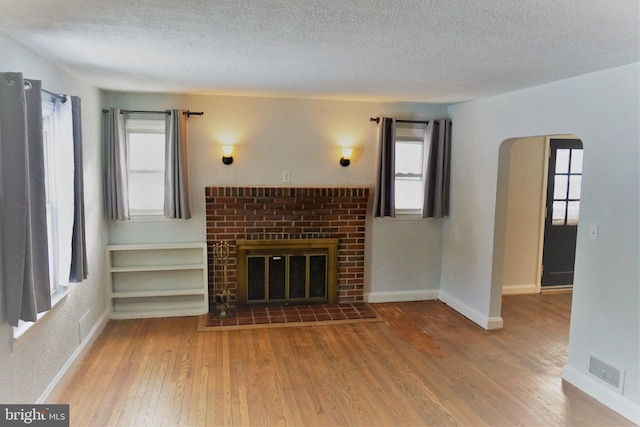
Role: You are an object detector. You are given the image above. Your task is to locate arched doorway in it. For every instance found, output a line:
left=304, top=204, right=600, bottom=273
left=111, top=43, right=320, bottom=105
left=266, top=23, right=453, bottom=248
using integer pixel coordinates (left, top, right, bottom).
left=493, top=134, right=583, bottom=297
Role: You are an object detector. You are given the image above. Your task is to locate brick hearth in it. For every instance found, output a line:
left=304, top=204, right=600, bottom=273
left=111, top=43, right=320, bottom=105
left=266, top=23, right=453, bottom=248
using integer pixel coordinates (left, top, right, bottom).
left=205, top=187, right=369, bottom=311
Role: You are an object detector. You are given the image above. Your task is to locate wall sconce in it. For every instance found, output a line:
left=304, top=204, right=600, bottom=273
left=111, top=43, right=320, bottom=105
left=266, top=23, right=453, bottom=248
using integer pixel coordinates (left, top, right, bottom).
left=340, top=148, right=353, bottom=167
left=222, top=146, right=234, bottom=165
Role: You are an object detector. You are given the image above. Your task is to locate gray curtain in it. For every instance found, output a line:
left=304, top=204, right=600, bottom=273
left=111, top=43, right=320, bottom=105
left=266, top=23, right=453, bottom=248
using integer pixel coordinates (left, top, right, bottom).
left=69, top=96, right=88, bottom=282
left=422, top=119, right=452, bottom=219
left=0, top=73, right=51, bottom=326
left=103, top=108, right=129, bottom=220
left=373, top=117, right=396, bottom=218
left=164, top=109, right=191, bottom=219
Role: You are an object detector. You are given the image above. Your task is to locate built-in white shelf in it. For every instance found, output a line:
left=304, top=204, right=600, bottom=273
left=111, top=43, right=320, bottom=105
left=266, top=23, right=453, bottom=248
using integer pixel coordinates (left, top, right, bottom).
left=110, top=264, right=205, bottom=273
left=106, top=243, right=208, bottom=319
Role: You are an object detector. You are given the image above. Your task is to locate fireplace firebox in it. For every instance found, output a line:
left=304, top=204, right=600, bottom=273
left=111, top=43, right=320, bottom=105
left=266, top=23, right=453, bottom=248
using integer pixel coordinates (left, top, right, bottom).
left=236, top=239, right=338, bottom=306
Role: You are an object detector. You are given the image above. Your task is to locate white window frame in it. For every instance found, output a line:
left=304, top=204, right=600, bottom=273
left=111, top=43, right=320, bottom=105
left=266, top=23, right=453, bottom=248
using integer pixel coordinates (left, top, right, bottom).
left=125, top=118, right=166, bottom=219
left=394, top=124, right=426, bottom=217
left=42, top=101, right=66, bottom=298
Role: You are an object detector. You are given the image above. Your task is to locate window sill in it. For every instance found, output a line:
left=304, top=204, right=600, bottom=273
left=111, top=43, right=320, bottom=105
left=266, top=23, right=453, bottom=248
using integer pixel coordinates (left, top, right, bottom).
left=116, top=215, right=186, bottom=223
left=11, top=287, right=70, bottom=351
left=377, top=213, right=429, bottom=220
left=396, top=212, right=424, bottom=220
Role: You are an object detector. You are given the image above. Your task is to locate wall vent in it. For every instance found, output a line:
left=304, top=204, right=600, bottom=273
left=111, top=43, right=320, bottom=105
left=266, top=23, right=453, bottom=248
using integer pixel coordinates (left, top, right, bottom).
left=589, top=355, right=625, bottom=394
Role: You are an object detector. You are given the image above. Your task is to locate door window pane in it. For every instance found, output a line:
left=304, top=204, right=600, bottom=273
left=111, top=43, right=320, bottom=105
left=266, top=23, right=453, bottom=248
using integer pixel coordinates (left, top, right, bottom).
left=570, top=149, right=583, bottom=174
left=552, top=201, right=566, bottom=225
left=554, top=175, right=568, bottom=200
left=567, top=201, right=580, bottom=225
left=568, top=175, right=582, bottom=199
left=555, top=149, right=570, bottom=173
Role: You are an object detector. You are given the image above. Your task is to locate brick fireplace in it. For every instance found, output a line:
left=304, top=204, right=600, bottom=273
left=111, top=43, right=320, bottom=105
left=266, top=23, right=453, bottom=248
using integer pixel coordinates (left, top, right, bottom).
left=205, top=186, right=369, bottom=311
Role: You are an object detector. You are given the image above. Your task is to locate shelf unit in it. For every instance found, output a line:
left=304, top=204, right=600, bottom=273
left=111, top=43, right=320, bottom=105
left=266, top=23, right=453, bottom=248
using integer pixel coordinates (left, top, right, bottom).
left=106, top=243, right=208, bottom=319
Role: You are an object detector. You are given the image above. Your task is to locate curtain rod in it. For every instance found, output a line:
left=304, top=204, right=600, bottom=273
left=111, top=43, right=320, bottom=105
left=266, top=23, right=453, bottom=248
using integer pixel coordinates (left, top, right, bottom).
left=397, top=119, right=429, bottom=124
left=42, top=89, right=67, bottom=103
left=101, top=109, right=204, bottom=117
left=369, top=117, right=431, bottom=125
left=20, top=80, right=67, bottom=103
left=23, top=81, right=67, bottom=103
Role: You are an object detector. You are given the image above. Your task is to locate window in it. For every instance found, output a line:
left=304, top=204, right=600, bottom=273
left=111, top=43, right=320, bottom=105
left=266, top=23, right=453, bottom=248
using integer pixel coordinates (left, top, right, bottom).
left=42, top=102, right=62, bottom=295
left=394, top=124, right=425, bottom=214
left=44, top=100, right=76, bottom=292
left=13, top=99, right=73, bottom=341
left=552, top=147, right=583, bottom=226
left=125, top=118, right=166, bottom=217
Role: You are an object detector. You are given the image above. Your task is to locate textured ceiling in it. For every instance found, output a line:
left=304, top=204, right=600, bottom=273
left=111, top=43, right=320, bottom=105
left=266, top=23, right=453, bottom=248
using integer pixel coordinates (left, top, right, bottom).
left=1, top=0, right=638, bottom=102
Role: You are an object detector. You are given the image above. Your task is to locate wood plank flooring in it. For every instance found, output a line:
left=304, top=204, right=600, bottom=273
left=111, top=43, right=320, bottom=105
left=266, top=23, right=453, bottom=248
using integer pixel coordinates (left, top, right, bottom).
left=53, top=293, right=634, bottom=426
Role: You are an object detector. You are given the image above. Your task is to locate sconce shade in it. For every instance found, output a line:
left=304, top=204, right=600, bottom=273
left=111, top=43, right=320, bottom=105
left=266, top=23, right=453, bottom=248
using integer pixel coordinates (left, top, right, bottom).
left=340, top=147, right=353, bottom=167
left=222, top=145, right=234, bottom=165
left=222, top=146, right=234, bottom=156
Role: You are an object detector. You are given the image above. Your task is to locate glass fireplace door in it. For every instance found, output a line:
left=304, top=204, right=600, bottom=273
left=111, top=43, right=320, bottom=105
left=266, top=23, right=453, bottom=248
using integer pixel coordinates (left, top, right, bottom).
left=246, top=253, right=328, bottom=304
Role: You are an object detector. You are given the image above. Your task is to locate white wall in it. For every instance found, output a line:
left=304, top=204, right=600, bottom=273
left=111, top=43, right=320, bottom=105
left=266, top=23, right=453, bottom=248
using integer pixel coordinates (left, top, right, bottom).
left=444, top=63, right=639, bottom=421
left=103, top=91, right=448, bottom=300
left=0, top=35, right=109, bottom=402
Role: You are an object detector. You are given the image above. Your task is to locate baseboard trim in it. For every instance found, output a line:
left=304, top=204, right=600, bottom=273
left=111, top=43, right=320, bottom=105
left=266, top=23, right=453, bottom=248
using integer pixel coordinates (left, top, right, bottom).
left=365, top=289, right=439, bottom=303
left=37, top=309, right=110, bottom=403
left=502, top=283, right=538, bottom=295
left=562, top=364, right=640, bottom=425
left=438, top=290, right=503, bottom=330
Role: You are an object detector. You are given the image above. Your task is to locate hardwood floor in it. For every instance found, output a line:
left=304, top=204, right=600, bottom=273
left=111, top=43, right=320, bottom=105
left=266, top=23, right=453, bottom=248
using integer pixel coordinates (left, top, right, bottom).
left=53, top=293, right=634, bottom=426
